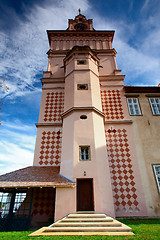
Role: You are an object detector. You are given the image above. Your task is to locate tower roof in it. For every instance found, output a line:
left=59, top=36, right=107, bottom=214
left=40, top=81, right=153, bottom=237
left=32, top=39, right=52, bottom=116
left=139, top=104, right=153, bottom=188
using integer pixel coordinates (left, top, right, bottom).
left=47, top=13, right=115, bottom=47
left=67, top=11, right=94, bottom=31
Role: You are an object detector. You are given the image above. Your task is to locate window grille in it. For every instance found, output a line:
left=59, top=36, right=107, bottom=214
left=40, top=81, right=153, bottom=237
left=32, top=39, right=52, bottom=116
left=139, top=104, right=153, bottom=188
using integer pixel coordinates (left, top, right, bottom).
left=0, top=193, right=12, bottom=218
left=149, top=98, right=160, bottom=115
left=153, top=165, right=160, bottom=193
left=80, top=146, right=90, bottom=160
left=0, top=191, right=30, bottom=219
left=127, top=98, right=142, bottom=115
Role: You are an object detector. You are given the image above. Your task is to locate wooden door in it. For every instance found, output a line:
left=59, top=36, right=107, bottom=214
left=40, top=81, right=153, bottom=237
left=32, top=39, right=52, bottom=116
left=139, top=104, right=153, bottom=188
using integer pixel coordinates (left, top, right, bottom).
left=77, top=179, right=94, bottom=211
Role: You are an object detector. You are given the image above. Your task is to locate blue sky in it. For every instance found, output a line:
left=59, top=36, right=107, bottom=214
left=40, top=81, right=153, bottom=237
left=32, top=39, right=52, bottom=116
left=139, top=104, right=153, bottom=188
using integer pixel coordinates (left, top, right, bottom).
left=0, top=0, right=160, bottom=175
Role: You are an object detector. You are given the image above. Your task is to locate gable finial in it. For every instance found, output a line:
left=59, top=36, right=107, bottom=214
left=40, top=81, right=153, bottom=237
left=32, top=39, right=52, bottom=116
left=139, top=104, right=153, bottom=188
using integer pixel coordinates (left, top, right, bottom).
left=78, top=8, right=81, bottom=14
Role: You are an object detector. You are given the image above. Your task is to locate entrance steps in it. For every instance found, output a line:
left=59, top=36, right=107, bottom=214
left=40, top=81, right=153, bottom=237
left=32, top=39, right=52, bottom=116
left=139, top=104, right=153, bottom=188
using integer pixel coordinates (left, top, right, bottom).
left=29, top=212, right=134, bottom=236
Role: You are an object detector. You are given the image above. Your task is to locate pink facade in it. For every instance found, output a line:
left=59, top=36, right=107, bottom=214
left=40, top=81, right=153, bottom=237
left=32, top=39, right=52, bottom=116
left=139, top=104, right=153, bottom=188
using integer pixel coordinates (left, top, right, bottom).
left=2, top=13, right=160, bottom=232
left=33, top=13, right=148, bottom=221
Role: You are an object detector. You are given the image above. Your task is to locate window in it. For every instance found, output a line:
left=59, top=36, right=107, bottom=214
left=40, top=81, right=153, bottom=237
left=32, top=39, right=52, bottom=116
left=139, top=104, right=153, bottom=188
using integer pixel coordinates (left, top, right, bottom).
left=13, top=193, right=27, bottom=216
left=80, top=146, right=90, bottom=160
left=0, top=193, right=12, bottom=218
left=149, top=98, right=160, bottom=115
left=0, top=192, right=27, bottom=218
left=153, top=165, right=160, bottom=193
left=80, top=115, right=87, bottom=119
left=77, top=60, right=86, bottom=65
left=127, top=98, right=142, bottom=115
left=77, top=84, right=88, bottom=90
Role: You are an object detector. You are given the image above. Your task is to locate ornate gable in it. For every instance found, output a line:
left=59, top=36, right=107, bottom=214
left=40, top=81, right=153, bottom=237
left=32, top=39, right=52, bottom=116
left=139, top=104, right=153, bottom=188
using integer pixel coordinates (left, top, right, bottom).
left=68, top=10, right=94, bottom=31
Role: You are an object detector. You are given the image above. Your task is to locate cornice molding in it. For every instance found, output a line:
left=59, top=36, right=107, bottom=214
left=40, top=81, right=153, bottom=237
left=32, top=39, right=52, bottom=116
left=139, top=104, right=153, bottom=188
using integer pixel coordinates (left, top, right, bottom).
left=64, top=46, right=99, bottom=63
left=145, top=94, right=160, bottom=97
left=65, top=68, right=99, bottom=79
left=124, top=86, right=160, bottom=93
left=36, top=123, right=62, bottom=127
left=42, top=87, right=64, bottom=90
left=47, top=30, right=115, bottom=45
left=99, top=75, right=125, bottom=81
left=41, top=78, right=65, bottom=84
left=94, top=49, right=117, bottom=55
left=47, top=49, right=116, bottom=56
left=124, top=94, right=140, bottom=97
left=104, top=120, right=133, bottom=124
left=61, top=107, right=105, bottom=119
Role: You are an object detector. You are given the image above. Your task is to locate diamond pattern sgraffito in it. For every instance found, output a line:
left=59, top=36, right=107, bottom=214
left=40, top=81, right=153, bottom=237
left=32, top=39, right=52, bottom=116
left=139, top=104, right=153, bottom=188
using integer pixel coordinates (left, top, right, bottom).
left=38, top=130, right=62, bottom=166
left=105, top=128, right=139, bottom=214
left=44, top=92, right=64, bottom=122
left=32, top=188, right=55, bottom=219
left=101, top=90, right=124, bottom=120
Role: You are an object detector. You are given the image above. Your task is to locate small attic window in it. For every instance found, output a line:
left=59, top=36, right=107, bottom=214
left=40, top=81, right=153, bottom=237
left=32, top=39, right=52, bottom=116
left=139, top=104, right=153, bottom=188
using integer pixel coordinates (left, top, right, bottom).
left=77, top=84, right=88, bottom=90
left=79, top=18, right=83, bottom=21
left=77, top=60, right=86, bottom=65
left=80, top=115, right=87, bottom=119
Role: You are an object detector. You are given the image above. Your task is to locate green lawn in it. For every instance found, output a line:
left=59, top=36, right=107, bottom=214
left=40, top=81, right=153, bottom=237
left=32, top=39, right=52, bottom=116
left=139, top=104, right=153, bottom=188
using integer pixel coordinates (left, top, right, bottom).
left=0, top=219, right=159, bottom=240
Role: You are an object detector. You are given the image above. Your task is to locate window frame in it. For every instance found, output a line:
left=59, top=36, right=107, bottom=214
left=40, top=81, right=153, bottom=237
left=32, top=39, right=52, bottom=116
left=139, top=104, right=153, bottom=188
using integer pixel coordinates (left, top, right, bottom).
left=79, top=146, right=91, bottom=161
left=153, top=164, right=160, bottom=193
left=127, top=97, right=142, bottom=116
left=149, top=98, right=160, bottom=115
left=0, top=190, right=30, bottom=219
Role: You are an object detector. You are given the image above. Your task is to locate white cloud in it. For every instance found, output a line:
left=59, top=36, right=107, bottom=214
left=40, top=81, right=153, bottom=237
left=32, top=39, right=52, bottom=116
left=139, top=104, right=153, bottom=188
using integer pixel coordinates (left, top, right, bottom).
left=2, top=120, right=33, bottom=131
left=91, top=8, right=160, bottom=86
left=115, top=38, right=160, bottom=83
left=0, top=0, right=89, bottom=99
left=1, top=0, right=159, bottom=101
left=0, top=140, right=34, bottom=175
left=1, top=129, right=36, bottom=149
left=0, top=120, right=36, bottom=175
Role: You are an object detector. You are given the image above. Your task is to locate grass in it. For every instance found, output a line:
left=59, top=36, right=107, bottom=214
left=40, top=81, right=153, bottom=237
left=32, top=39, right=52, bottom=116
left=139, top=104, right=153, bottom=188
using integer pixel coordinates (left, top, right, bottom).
left=0, top=219, right=159, bottom=240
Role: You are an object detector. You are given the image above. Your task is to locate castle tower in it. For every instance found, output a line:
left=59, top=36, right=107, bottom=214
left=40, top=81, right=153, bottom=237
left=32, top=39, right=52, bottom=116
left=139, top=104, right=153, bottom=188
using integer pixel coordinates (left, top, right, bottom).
left=33, top=12, right=147, bottom=221
left=2, top=12, right=160, bottom=232
left=60, top=45, right=115, bottom=216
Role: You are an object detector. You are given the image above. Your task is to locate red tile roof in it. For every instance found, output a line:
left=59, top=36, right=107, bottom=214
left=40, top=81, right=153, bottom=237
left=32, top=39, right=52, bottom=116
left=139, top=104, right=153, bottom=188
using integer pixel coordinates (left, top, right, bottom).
left=0, top=166, right=75, bottom=188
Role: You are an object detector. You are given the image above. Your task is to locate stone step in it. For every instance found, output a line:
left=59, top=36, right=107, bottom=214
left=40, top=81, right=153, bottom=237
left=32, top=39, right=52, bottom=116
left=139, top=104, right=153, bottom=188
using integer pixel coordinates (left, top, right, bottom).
left=30, top=229, right=134, bottom=236
left=69, top=212, right=101, bottom=214
left=44, top=226, right=131, bottom=232
left=29, top=213, right=134, bottom=236
left=61, top=217, right=113, bottom=222
left=68, top=213, right=107, bottom=218
left=53, top=221, right=122, bottom=227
